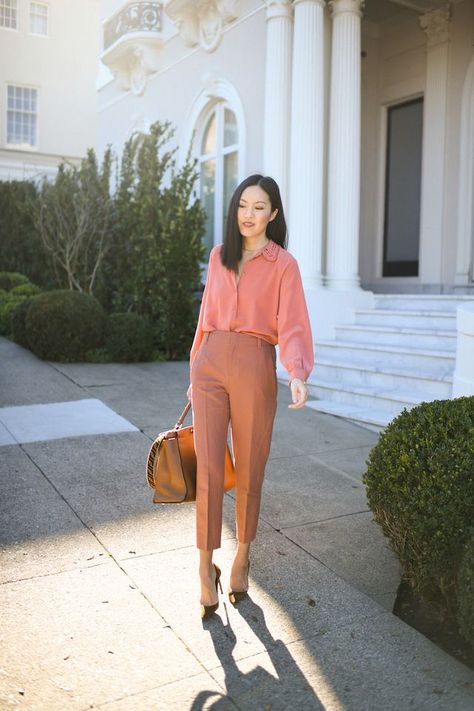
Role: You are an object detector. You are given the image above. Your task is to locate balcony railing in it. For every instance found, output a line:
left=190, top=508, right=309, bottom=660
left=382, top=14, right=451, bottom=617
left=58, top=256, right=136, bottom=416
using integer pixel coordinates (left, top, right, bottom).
left=104, top=1, right=162, bottom=50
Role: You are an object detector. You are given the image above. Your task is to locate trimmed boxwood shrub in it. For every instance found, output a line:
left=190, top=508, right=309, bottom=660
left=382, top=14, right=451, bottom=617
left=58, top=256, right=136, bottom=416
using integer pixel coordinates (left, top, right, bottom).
left=25, top=290, right=105, bottom=361
left=362, top=397, right=474, bottom=616
left=0, top=272, right=30, bottom=291
left=457, top=528, right=474, bottom=646
left=103, top=312, right=154, bottom=362
left=0, top=281, right=41, bottom=336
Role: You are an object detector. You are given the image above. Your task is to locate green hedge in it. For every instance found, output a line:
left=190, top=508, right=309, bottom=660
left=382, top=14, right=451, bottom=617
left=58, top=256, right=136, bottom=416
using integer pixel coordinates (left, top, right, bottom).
left=457, top=528, right=474, bottom=646
left=25, top=290, right=105, bottom=361
left=103, top=312, right=154, bottom=362
left=0, top=272, right=30, bottom=291
left=0, top=274, right=41, bottom=337
left=0, top=182, right=54, bottom=288
left=363, top=397, right=474, bottom=621
left=11, top=298, right=34, bottom=348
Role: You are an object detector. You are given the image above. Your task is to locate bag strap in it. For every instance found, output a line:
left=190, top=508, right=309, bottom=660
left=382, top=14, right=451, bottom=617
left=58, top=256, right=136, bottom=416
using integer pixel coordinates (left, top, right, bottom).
left=174, top=401, right=191, bottom=430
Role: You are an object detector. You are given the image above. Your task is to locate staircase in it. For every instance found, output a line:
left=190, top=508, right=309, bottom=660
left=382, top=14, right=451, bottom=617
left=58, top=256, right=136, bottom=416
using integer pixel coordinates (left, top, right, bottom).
left=305, top=294, right=474, bottom=432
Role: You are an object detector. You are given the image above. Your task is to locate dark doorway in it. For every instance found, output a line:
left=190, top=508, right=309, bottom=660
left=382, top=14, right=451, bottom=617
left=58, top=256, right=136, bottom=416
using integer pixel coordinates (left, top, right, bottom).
left=383, top=97, right=423, bottom=277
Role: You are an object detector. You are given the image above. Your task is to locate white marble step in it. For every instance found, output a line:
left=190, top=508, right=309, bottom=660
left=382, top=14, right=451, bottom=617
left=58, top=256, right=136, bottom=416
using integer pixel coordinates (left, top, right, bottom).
left=354, top=308, right=456, bottom=330
left=309, top=377, right=424, bottom=417
left=306, top=398, right=394, bottom=432
left=316, top=339, right=455, bottom=371
left=374, top=294, right=474, bottom=312
left=335, top=323, right=457, bottom=352
left=311, top=358, right=452, bottom=399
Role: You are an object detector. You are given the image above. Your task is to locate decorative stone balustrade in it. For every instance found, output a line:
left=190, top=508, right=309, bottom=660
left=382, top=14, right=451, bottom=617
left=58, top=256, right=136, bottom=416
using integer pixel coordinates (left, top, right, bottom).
left=101, top=1, right=163, bottom=95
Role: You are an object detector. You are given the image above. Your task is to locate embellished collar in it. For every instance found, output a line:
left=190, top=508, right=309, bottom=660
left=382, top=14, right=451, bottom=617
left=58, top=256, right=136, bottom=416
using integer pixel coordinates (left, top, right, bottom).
left=218, top=239, right=280, bottom=262
left=252, top=239, right=280, bottom=262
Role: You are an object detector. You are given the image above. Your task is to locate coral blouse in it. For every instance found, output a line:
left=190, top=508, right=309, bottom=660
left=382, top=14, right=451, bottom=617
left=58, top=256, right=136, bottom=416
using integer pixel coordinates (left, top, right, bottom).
left=189, top=239, right=314, bottom=385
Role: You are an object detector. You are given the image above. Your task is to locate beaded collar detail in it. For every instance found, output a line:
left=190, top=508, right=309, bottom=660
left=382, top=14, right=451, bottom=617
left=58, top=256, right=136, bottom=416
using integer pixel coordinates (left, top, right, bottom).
left=258, top=239, right=279, bottom=262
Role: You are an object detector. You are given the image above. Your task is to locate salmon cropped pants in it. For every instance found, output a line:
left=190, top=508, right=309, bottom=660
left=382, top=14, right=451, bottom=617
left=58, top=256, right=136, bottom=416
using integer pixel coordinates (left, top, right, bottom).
left=190, top=330, right=278, bottom=551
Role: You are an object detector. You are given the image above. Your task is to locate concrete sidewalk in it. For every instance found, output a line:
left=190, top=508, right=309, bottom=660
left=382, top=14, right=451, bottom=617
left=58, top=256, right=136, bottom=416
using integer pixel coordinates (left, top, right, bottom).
left=1, top=336, right=473, bottom=710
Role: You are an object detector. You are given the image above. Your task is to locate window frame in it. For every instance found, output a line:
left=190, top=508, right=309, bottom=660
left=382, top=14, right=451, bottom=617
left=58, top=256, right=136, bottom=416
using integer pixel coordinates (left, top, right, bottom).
left=29, top=0, right=49, bottom=37
left=0, top=0, right=19, bottom=31
left=5, top=83, right=40, bottom=150
left=197, top=100, right=239, bottom=257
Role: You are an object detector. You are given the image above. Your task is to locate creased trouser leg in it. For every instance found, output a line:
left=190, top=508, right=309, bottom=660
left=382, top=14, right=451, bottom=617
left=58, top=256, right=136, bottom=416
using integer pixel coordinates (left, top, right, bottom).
left=191, top=339, right=230, bottom=550
left=191, top=331, right=277, bottom=550
left=229, top=343, right=277, bottom=543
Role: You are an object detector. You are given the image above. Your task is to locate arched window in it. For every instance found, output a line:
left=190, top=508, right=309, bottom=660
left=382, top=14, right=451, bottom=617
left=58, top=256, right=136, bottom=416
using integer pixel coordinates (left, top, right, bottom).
left=198, top=102, right=239, bottom=260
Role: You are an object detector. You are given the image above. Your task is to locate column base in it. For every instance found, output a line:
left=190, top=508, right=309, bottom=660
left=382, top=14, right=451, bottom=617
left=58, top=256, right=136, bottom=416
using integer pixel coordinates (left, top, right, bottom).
left=324, top=274, right=363, bottom=291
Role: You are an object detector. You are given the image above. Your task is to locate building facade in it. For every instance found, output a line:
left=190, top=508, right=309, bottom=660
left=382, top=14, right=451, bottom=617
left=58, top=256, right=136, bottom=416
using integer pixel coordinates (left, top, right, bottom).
left=98, top=0, right=474, bottom=429
left=0, top=0, right=100, bottom=181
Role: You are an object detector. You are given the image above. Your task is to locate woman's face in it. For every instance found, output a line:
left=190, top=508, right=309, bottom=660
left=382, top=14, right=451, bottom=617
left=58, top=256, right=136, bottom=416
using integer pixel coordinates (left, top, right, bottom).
left=237, top=185, right=278, bottom=238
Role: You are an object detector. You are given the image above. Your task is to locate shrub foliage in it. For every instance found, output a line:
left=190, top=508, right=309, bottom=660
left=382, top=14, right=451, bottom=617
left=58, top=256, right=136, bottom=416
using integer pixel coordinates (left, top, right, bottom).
left=103, top=312, right=154, bottom=362
left=456, top=529, right=474, bottom=646
left=0, top=183, right=54, bottom=288
left=25, top=290, right=105, bottom=361
left=363, top=397, right=474, bottom=621
left=33, top=149, right=114, bottom=294
left=98, top=120, right=206, bottom=359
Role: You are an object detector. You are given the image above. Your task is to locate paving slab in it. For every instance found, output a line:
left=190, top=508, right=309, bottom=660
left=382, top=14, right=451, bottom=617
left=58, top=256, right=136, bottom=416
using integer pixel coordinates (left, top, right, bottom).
left=0, top=398, right=138, bottom=444
left=208, top=612, right=474, bottom=711
left=310, top=443, right=375, bottom=483
left=1, top=338, right=473, bottom=711
left=122, top=530, right=388, bottom=672
left=0, top=445, right=107, bottom=583
left=55, top=361, right=194, bottom=432
left=0, top=563, right=203, bottom=711
left=269, top=392, right=379, bottom=460
left=0, top=339, right=83, bottom=407
left=92, top=673, right=238, bottom=710
left=0, top=420, right=15, bottom=445
left=22, top=432, right=272, bottom=561
left=258, top=453, right=370, bottom=530
left=282, top=511, right=402, bottom=604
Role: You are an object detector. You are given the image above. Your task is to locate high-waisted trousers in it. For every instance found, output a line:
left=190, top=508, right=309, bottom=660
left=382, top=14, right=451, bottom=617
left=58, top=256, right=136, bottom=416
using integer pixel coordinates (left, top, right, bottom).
left=190, top=330, right=278, bottom=551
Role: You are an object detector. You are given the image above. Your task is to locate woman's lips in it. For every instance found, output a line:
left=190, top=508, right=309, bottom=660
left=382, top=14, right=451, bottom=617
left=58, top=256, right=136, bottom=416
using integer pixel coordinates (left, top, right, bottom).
left=242, top=223, right=254, bottom=227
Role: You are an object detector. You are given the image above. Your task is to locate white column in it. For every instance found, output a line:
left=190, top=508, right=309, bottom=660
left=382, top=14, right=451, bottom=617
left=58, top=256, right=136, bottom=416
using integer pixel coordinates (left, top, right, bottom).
left=288, top=0, right=325, bottom=288
left=418, top=5, right=451, bottom=288
left=263, top=0, right=293, bottom=208
left=326, top=0, right=364, bottom=291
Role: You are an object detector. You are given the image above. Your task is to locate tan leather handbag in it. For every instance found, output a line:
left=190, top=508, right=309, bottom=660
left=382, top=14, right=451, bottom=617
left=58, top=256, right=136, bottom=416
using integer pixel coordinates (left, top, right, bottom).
left=146, top=401, right=236, bottom=503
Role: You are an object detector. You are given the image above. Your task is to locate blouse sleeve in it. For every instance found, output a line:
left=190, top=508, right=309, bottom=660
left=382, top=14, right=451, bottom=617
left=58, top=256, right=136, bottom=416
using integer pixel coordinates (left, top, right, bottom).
left=277, top=258, right=314, bottom=385
left=189, top=247, right=214, bottom=375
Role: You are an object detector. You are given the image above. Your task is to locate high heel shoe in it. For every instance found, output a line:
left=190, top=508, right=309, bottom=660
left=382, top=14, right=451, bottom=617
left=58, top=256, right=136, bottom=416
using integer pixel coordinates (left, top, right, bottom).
left=200, top=563, right=223, bottom=619
left=228, top=559, right=250, bottom=605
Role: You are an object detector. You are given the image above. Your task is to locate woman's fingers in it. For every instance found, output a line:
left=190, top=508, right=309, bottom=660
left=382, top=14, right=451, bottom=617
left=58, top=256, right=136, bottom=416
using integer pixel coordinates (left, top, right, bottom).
left=288, top=380, right=308, bottom=409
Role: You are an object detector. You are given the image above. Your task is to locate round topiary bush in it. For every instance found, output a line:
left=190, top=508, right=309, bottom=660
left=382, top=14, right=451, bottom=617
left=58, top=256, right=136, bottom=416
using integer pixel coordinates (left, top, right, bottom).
left=363, top=397, right=474, bottom=613
left=457, top=528, right=474, bottom=647
left=103, top=312, right=154, bottom=362
left=10, top=283, right=42, bottom=298
left=0, top=281, right=42, bottom=337
left=25, top=290, right=105, bottom=361
left=0, top=272, right=30, bottom=291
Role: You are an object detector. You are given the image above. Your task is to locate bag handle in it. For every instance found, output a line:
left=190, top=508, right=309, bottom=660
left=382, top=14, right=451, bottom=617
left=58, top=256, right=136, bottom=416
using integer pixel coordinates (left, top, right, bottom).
left=174, top=401, right=191, bottom=430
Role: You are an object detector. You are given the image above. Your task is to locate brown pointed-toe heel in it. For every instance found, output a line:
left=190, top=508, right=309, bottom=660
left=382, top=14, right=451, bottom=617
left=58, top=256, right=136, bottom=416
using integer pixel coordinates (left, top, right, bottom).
left=228, top=559, right=250, bottom=605
left=200, top=563, right=223, bottom=619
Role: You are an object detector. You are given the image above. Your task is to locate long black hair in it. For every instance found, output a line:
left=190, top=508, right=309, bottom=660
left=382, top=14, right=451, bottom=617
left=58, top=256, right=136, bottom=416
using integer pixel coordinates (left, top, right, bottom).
left=220, top=174, right=288, bottom=273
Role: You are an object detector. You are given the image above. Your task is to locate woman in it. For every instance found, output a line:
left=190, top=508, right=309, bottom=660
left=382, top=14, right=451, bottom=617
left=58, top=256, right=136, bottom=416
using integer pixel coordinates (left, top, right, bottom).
left=187, top=174, right=314, bottom=618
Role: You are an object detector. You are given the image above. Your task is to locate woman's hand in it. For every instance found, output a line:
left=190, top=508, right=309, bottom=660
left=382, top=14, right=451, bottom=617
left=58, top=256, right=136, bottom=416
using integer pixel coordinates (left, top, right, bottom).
left=288, top=378, right=308, bottom=409
left=187, top=383, right=193, bottom=402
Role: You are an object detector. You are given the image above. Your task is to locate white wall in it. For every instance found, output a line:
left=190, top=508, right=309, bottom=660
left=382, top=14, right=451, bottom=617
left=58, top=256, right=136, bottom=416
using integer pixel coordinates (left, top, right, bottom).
left=98, top=1, right=267, bottom=185
left=0, top=0, right=100, bottom=180
left=360, top=0, right=474, bottom=292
